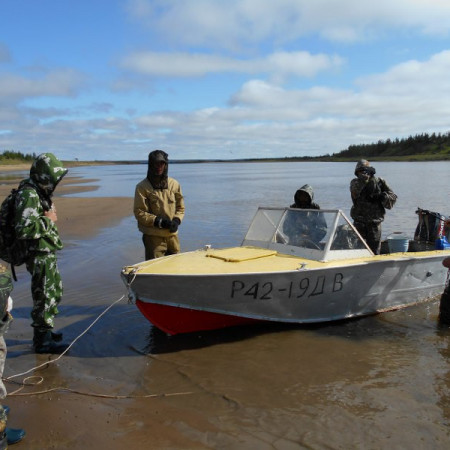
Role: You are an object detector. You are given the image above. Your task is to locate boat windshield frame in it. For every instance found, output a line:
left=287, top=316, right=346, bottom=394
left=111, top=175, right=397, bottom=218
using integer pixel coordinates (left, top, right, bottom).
left=242, top=207, right=373, bottom=261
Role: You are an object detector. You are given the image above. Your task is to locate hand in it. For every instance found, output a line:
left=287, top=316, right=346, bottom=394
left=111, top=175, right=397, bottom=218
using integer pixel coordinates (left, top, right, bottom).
left=363, top=166, right=376, bottom=177
left=169, top=218, right=181, bottom=233
left=45, top=206, right=58, bottom=222
left=154, top=216, right=171, bottom=229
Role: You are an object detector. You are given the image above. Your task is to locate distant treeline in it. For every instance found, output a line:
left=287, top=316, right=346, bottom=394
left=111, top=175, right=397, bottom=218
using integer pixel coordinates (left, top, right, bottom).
left=329, top=131, right=450, bottom=161
left=0, top=150, right=36, bottom=162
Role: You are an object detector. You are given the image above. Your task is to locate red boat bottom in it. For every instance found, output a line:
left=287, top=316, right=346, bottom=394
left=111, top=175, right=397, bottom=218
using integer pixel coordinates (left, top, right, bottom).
left=136, top=300, right=261, bottom=335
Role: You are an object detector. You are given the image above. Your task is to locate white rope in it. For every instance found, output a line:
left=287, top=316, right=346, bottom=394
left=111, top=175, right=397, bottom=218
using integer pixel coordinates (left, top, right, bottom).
left=3, top=292, right=195, bottom=400
left=5, top=294, right=125, bottom=380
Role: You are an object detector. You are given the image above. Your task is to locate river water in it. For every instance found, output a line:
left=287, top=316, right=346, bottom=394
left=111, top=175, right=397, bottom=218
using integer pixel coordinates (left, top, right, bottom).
left=5, top=161, right=450, bottom=449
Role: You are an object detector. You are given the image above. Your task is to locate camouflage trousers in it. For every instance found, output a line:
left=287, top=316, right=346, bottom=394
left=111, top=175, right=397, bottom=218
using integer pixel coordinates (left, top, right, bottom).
left=353, top=220, right=382, bottom=255
left=26, top=252, right=63, bottom=330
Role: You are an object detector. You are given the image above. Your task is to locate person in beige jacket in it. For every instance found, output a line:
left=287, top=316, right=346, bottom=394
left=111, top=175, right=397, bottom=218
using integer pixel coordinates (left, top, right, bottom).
left=134, top=150, right=185, bottom=260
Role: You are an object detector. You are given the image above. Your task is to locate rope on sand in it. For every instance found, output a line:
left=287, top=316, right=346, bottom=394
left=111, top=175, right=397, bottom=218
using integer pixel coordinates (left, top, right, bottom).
left=3, top=293, right=194, bottom=399
left=5, top=295, right=126, bottom=381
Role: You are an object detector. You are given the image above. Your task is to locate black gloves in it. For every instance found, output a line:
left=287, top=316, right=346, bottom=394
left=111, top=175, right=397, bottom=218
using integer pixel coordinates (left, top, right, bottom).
left=154, top=216, right=181, bottom=232
left=169, top=217, right=181, bottom=233
left=154, top=216, right=171, bottom=229
left=363, top=166, right=376, bottom=177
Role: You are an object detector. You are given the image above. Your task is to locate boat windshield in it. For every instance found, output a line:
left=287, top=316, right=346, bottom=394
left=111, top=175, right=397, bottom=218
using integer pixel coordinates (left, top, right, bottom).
left=242, top=207, right=373, bottom=261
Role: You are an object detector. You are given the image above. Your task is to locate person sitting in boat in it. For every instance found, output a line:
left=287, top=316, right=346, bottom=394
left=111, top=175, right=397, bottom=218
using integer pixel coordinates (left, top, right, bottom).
left=134, top=150, right=185, bottom=260
left=350, top=159, right=397, bottom=254
left=282, top=184, right=327, bottom=248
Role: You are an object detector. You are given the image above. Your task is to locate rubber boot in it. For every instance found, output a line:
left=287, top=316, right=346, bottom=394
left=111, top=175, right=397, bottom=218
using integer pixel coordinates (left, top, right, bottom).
left=33, top=329, right=69, bottom=354
left=6, top=428, right=26, bottom=445
left=51, top=330, right=63, bottom=342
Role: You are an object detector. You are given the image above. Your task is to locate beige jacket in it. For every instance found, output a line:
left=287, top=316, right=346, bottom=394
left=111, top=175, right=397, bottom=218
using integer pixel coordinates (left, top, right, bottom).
left=134, top=177, right=185, bottom=236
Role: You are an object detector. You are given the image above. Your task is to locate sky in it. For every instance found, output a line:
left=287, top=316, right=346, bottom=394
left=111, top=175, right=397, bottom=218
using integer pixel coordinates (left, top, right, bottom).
left=1, top=0, right=450, bottom=161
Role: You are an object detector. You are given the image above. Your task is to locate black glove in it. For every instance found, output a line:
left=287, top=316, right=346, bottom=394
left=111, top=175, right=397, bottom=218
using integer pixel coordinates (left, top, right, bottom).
left=154, top=216, right=171, bottom=229
left=169, top=217, right=181, bottom=233
left=363, top=166, right=376, bottom=177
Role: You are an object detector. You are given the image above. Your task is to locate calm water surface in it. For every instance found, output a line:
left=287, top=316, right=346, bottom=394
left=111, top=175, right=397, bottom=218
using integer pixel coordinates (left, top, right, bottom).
left=6, top=162, right=450, bottom=449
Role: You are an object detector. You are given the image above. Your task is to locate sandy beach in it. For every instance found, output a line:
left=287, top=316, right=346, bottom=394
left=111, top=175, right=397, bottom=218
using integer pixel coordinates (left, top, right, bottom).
left=0, top=166, right=132, bottom=240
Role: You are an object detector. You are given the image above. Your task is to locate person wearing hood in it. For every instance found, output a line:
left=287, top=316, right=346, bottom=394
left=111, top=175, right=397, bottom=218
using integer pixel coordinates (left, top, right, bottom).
left=14, top=153, right=68, bottom=354
left=350, top=159, right=397, bottom=254
left=134, top=150, right=185, bottom=260
left=283, top=184, right=327, bottom=247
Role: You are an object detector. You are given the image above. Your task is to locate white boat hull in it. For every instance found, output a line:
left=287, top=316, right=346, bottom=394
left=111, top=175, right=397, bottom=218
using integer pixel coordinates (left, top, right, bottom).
left=125, top=254, right=446, bottom=324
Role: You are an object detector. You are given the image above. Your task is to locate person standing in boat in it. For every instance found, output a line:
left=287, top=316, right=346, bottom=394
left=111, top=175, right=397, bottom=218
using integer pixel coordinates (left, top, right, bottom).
left=283, top=184, right=327, bottom=246
left=14, top=153, right=69, bottom=354
left=350, top=160, right=397, bottom=254
left=134, top=150, right=185, bottom=260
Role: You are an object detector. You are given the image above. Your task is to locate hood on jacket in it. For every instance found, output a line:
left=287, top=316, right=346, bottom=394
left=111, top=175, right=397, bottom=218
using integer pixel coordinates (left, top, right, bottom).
left=293, top=184, right=315, bottom=208
left=354, top=159, right=371, bottom=175
left=29, top=153, right=68, bottom=197
left=147, top=149, right=169, bottom=189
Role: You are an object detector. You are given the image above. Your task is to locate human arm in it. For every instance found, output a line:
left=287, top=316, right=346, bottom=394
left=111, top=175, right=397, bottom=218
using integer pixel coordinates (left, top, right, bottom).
left=133, top=184, right=161, bottom=228
left=14, top=188, right=62, bottom=250
left=377, top=178, right=397, bottom=209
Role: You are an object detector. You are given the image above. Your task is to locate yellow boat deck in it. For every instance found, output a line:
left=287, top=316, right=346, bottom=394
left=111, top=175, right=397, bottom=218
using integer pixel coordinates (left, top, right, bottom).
left=123, top=246, right=449, bottom=276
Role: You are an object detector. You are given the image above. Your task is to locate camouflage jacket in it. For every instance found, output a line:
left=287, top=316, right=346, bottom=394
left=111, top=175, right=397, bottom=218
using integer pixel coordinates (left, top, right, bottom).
left=0, top=265, right=12, bottom=334
left=14, top=153, right=68, bottom=254
left=350, top=176, right=396, bottom=224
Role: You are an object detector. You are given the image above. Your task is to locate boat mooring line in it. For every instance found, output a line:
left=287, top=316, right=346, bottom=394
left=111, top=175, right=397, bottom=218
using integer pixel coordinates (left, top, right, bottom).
left=3, top=293, right=195, bottom=399
left=5, top=294, right=126, bottom=382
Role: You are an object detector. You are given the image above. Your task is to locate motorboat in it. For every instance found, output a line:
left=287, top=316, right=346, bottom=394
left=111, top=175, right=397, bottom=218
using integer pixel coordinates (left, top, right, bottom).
left=121, top=207, right=450, bottom=335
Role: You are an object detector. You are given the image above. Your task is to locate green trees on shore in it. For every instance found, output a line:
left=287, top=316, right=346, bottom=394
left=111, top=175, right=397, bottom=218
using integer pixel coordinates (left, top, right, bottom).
left=331, top=131, right=450, bottom=161
left=0, top=150, right=36, bottom=163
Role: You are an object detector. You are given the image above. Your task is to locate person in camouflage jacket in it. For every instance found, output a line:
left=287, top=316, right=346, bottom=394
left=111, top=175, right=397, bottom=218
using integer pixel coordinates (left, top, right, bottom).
left=14, top=153, right=69, bottom=354
left=350, top=160, right=397, bottom=255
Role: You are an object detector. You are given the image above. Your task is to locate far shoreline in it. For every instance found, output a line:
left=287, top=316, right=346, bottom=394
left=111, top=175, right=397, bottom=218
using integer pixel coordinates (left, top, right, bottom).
left=1, top=154, right=449, bottom=172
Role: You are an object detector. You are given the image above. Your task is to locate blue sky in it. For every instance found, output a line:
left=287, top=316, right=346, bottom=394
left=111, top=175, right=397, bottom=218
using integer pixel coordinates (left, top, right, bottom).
left=1, top=0, right=450, bottom=161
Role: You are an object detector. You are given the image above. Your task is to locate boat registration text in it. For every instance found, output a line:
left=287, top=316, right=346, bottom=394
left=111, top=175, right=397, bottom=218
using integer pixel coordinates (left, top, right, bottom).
left=230, top=273, right=344, bottom=301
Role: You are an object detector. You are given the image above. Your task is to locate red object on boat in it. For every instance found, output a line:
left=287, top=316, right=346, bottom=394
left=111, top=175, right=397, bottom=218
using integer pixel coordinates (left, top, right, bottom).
left=443, top=257, right=450, bottom=269
left=136, top=299, right=261, bottom=335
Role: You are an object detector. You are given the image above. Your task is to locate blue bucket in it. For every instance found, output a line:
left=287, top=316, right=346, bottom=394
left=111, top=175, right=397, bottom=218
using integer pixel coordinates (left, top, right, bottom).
left=388, top=234, right=409, bottom=253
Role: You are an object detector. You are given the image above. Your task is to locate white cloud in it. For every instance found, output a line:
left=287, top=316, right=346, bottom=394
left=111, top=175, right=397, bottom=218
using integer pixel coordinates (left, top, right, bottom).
left=0, top=69, right=85, bottom=100
left=120, top=50, right=344, bottom=80
left=127, top=0, right=450, bottom=47
left=4, top=48, right=450, bottom=160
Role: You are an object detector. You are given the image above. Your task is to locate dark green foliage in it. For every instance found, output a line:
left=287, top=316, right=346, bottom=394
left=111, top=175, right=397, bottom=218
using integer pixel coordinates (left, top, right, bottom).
left=332, top=131, right=450, bottom=160
left=0, top=150, right=36, bottom=162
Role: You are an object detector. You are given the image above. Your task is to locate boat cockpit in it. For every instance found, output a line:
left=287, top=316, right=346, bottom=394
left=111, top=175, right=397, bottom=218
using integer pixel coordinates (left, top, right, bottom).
left=242, top=207, right=373, bottom=262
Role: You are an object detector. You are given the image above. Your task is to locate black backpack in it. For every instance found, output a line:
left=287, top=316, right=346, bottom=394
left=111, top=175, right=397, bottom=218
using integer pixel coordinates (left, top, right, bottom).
left=0, top=188, right=29, bottom=280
